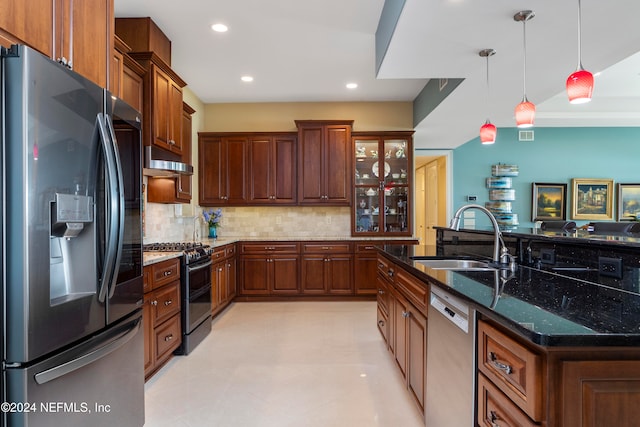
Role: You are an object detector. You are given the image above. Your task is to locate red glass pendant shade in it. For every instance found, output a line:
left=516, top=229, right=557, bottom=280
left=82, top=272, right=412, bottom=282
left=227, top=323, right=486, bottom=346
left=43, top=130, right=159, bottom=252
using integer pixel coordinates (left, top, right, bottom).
left=566, top=69, right=593, bottom=104
left=480, top=121, right=497, bottom=145
left=515, top=99, right=536, bottom=128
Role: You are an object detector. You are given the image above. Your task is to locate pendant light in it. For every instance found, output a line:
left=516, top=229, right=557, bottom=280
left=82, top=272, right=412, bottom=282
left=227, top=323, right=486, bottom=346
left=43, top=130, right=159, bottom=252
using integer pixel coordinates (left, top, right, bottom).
left=479, top=49, right=497, bottom=145
left=566, top=0, right=593, bottom=104
left=514, top=10, right=535, bottom=128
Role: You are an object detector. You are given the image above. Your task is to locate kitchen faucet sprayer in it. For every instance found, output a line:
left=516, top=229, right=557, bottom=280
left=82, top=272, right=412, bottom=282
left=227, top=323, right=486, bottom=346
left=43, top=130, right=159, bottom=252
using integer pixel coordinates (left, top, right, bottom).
left=449, top=204, right=516, bottom=270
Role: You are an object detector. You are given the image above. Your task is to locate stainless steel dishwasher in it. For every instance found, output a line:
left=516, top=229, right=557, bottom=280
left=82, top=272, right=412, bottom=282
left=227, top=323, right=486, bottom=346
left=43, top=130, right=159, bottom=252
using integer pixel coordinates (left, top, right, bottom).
left=425, top=286, right=476, bottom=427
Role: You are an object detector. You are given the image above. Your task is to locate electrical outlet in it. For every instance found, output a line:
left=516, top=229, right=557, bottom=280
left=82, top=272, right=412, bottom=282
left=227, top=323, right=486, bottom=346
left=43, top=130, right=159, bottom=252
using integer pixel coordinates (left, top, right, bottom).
left=599, top=256, right=623, bottom=279
left=540, top=248, right=555, bottom=265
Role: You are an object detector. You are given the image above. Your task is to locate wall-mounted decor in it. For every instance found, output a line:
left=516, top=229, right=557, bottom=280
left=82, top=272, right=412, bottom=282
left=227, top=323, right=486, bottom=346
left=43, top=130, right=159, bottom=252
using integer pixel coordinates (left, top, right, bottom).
left=486, top=164, right=519, bottom=227
left=617, top=183, right=640, bottom=221
left=571, top=178, right=614, bottom=220
left=532, top=183, right=567, bottom=221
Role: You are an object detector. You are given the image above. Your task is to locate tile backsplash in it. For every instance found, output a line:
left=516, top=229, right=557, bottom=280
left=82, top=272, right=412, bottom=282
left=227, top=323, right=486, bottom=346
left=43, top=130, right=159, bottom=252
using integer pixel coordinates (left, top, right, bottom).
left=144, top=203, right=352, bottom=243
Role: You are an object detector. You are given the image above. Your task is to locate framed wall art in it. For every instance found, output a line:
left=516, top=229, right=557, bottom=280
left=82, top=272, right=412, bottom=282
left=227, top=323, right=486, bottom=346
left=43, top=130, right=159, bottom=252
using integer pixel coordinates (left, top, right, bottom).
left=571, top=178, right=614, bottom=220
left=532, top=183, right=567, bottom=221
left=617, top=183, right=640, bottom=221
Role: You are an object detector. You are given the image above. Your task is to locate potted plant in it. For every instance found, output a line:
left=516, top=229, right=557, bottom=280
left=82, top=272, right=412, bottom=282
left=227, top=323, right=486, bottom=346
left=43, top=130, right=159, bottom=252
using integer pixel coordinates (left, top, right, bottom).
left=203, top=208, right=222, bottom=238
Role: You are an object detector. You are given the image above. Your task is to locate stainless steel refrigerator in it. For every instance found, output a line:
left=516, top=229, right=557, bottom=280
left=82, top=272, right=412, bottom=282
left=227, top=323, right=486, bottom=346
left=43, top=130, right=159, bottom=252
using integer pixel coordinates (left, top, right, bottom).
left=1, top=45, right=144, bottom=427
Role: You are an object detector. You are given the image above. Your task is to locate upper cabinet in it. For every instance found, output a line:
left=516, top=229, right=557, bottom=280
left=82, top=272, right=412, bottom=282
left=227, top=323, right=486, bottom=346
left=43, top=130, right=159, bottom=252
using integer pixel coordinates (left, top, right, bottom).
left=112, top=36, right=145, bottom=112
left=247, top=134, right=297, bottom=205
left=198, top=132, right=297, bottom=206
left=0, top=0, right=113, bottom=88
left=128, top=52, right=186, bottom=157
left=199, top=134, right=248, bottom=206
left=352, top=131, right=413, bottom=236
left=296, top=120, right=353, bottom=205
left=116, top=18, right=187, bottom=158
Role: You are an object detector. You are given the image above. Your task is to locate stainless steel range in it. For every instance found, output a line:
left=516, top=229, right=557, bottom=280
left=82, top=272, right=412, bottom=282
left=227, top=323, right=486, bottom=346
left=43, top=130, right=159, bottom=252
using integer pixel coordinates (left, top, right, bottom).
left=143, top=242, right=213, bottom=354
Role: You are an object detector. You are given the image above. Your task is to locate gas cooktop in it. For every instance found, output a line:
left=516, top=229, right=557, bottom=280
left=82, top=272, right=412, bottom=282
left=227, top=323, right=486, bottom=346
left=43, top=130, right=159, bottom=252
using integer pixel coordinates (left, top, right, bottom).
left=143, top=242, right=213, bottom=264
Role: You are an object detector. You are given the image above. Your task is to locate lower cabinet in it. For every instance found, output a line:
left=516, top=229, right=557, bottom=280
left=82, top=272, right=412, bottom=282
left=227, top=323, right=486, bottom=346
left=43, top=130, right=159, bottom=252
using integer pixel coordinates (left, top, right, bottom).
left=239, top=242, right=300, bottom=295
left=478, top=317, right=640, bottom=427
left=354, top=243, right=380, bottom=296
left=377, top=253, right=428, bottom=414
left=301, top=243, right=353, bottom=294
left=211, top=244, right=237, bottom=317
left=143, top=258, right=182, bottom=379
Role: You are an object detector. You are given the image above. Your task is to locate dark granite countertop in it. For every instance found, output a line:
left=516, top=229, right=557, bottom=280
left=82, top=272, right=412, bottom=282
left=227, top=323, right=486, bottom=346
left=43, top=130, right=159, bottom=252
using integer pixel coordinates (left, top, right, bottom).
left=379, top=244, right=640, bottom=347
left=437, top=226, right=640, bottom=248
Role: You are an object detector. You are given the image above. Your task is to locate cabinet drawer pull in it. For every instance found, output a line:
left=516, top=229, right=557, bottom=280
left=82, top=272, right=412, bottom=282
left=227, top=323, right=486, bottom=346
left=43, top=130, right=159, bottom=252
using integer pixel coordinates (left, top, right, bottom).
left=378, top=320, right=385, bottom=327
left=387, top=269, right=394, bottom=278
left=378, top=289, right=385, bottom=294
left=164, top=334, right=173, bottom=342
left=322, top=246, right=330, bottom=250
left=378, top=262, right=385, bottom=269
left=151, top=300, right=158, bottom=306
left=489, top=410, right=502, bottom=427
left=365, top=246, right=375, bottom=250
left=489, top=352, right=513, bottom=375
left=164, top=300, right=173, bottom=306
left=163, top=270, right=172, bottom=276
left=401, top=311, right=410, bottom=318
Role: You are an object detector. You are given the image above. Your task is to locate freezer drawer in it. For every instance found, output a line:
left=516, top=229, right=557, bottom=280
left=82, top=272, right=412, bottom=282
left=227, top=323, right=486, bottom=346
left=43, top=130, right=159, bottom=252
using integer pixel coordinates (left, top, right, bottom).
left=4, top=313, right=144, bottom=427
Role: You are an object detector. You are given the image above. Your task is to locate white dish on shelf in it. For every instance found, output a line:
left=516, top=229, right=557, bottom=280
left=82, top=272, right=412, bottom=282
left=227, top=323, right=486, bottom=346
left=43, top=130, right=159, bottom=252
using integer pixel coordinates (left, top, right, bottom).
left=372, top=161, right=390, bottom=178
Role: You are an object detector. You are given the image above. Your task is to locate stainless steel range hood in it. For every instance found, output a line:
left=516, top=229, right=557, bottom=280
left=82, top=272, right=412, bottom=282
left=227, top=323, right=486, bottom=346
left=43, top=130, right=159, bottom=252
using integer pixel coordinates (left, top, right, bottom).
left=143, top=145, right=193, bottom=177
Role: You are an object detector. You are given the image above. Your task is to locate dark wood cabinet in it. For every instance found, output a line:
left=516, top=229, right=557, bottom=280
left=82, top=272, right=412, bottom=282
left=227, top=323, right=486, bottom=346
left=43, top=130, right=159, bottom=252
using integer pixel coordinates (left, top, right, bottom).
left=211, top=244, right=237, bottom=317
left=377, top=253, right=428, bottom=414
left=301, top=243, right=353, bottom=294
left=296, top=120, right=353, bottom=205
left=199, top=134, right=248, bottom=206
left=352, top=131, right=413, bottom=236
left=112, top=36, right=145, bottom=113
left=199, top=132, right=295, bottom=206
left=247, top=134, right=297, bottom=204
left=478, top=317, right=640, bottom=427
left=175, top=102, right=195, bottom=202
left=238, top=243, right=300, bottom=296
left=143, top=258, right=182, bottom=379
left=0, top=0, right=112, bottom=88
left=128, top=52, right=187, bottom=158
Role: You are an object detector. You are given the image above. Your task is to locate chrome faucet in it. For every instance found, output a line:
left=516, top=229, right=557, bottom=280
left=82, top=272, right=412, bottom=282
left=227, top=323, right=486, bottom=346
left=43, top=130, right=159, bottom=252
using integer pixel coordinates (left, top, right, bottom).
left=449, top=204, right=515, bottom=269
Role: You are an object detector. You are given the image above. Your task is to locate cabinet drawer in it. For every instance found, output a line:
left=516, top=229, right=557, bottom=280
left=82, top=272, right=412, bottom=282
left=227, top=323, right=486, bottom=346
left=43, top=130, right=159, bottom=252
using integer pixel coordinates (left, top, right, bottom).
left=376, top=305, right=389, bottom=344
left=151, top=258, right=180, bottom=289
left=478, top=320, right=543, bottom=422
left=211, top=248, right=226, bottom=261
left=151, top=281, right=181, bottom=326
left=376, top=276, right=390, bottom=314
left=302, top=242, right=352, bottom=253
left=355, top=242, right=379, bottom=253
left=394, top=268, right=428, bottom=314
left=154, top=314, right=181, bottom=362
left=239, top=242, right=299, bottom=254
left=478, top=373, right=537, bottom=427
left=377, top=255, right=395, bottom=282
left=225, top=244, right=236, bottom=257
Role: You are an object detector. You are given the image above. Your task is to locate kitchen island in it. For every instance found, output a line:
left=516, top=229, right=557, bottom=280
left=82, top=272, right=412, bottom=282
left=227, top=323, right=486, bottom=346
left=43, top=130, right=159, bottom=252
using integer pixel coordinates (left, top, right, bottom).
left=377, top=237, right=640, bottom=427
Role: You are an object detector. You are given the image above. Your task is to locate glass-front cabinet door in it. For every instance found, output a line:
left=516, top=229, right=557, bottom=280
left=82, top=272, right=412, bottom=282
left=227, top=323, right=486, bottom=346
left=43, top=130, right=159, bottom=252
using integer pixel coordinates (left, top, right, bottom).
left=352, top=132, right=413, bottom=236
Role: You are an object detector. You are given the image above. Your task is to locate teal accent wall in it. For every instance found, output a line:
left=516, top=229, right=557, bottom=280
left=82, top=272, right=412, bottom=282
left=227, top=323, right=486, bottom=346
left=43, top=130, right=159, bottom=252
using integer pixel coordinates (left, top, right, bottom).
left=453, top=127, right=640, bottom=227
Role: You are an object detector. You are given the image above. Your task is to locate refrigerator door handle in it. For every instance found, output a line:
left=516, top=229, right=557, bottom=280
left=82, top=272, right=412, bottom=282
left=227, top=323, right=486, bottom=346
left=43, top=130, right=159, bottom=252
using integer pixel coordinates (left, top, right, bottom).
left=104, top=114, right=125, bottom=299
left=34, top=317, right=141, bottom=385
left=96, top=113, right=120, bottom=303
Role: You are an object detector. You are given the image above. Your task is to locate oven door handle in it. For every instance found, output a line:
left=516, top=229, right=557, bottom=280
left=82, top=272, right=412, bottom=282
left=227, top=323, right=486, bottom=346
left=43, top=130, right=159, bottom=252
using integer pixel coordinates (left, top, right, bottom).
left=187, top=259, right=213, bottom=273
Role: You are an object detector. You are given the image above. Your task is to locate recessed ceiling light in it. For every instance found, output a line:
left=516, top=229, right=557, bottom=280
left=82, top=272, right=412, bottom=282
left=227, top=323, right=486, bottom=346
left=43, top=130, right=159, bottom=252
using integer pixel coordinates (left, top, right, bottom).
left=346, top=83, right=358, bottom=89
left=211, top=23, right=228, bottom=32
left=241, top=76, right=254, bottom=82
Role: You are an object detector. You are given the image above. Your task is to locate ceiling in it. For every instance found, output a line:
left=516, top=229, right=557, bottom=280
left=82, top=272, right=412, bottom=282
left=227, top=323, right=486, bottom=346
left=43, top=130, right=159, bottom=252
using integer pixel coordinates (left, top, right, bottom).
left=114, top=0, right=640, bottom=149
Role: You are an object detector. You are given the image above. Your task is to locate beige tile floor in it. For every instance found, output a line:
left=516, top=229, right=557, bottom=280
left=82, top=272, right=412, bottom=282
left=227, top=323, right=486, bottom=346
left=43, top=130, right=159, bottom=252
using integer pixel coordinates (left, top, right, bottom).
left=143, top=301, right=425, bottom=427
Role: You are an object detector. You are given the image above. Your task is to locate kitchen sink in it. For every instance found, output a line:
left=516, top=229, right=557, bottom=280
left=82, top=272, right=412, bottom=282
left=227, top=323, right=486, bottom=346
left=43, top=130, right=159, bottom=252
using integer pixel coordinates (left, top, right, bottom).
left=415, top=259, right=497, bottom=271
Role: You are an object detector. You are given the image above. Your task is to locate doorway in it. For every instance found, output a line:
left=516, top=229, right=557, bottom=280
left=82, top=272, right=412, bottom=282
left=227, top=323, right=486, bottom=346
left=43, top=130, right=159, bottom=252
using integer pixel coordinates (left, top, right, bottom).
left=414, top=152, right=451, bottom=246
